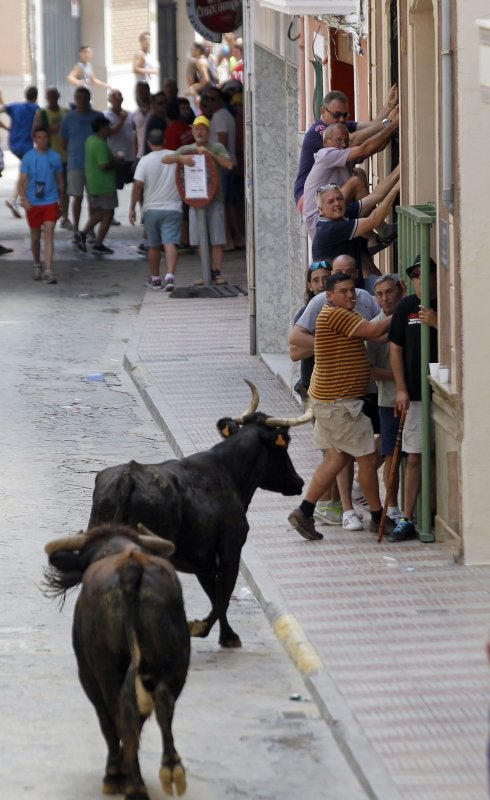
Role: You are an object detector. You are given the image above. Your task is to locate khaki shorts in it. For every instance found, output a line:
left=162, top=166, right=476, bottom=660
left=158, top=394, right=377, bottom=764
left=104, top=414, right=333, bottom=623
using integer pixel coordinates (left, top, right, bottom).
left=311, top=398, right=376, bottom=457
left=402, top=400, right=434, bottom=453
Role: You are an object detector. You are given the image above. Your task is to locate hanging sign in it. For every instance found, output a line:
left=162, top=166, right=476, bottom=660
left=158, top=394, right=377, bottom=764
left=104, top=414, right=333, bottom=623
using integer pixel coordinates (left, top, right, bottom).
left=186, top=0, right=242, bottom=42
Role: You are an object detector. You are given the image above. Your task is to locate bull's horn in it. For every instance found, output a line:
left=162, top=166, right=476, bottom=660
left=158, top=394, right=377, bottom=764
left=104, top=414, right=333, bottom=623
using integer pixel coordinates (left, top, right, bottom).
left=136, top=522, right=160, bottom=539
left=233, top=379, right=260, bottom=423
left=264, top=403, right=314, bottom=428
left=138, top=536, right=175, bottom=558
left=45, top=531, right=87, bottom=556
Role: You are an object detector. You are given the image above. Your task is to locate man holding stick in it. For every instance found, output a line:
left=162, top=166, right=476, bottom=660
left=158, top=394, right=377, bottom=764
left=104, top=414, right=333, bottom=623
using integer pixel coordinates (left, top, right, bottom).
left=366, top=274, right=405, bottom=528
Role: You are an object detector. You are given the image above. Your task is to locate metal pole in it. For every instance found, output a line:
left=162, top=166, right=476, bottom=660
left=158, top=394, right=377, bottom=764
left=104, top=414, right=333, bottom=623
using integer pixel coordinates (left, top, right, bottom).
left=419, top=230, right=433, bottom=542
left=196, top=207, right=211, bottom=286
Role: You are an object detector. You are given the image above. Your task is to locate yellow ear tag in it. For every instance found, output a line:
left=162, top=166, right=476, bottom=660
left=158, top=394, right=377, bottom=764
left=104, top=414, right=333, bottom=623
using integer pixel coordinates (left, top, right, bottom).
left=275, top=434, right=287, bottom=447
left=222, top=424, right=231, bottom=437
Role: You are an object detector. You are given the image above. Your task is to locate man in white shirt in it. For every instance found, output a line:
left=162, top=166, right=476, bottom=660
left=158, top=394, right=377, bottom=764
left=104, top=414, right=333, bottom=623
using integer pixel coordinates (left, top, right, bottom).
left=129, top=129, right=192, bottom=291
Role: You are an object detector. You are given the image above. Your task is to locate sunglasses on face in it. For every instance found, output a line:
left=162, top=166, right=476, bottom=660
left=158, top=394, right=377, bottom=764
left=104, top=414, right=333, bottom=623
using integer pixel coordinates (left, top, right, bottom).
left=325, top=108, right=349, bottom=120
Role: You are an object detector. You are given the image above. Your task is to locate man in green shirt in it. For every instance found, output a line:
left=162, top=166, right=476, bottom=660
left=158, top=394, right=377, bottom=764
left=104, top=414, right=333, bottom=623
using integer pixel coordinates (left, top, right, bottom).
left=74, top=116, right=118, bottom=254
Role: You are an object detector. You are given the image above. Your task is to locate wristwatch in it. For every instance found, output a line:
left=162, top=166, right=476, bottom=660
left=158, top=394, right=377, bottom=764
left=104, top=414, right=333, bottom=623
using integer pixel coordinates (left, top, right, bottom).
left=382, top=118, right=390, bottom=127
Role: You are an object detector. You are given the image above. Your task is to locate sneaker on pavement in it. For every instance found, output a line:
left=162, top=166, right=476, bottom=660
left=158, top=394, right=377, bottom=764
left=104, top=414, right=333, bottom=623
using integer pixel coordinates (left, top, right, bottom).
left=369, top=515, right=396, bottom=535
left=0, top=245, right=14, bottom=255
left=86, top=230, right=96, bottom=244
left=73, top=230, right=87, bottom=252
left=42, top=269, right=57, bottom=284
left=60, top=218, right=74, bottom=230
left=162, top=276, right=175, bottom=292
left=92, top=243, right=114, bottom=254
left=137, top=242, right=149, bottom=255
left=146, top=277, right=162, bottom=290
left=342, top=510, right=364, bottom=531
left=388, top=517, right=417, bottom=542
left=314, top=500, right=342, bottom=526
left=5, top=199, right=22, bottom=218
left=110, top=218, right=121, bottom=226
left=33, top=265, right=42, bottom=281
left=288, top=508, right=323, bottom=540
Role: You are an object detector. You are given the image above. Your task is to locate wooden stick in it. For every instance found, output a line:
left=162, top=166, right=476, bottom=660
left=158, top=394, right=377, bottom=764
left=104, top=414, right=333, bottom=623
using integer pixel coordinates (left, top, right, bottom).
left=378, top=409, right=407, bottom=543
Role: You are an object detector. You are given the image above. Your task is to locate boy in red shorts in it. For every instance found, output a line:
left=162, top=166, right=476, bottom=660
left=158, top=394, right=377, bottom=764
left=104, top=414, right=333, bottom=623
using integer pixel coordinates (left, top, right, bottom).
left=19, top=127, right=63, bottom=283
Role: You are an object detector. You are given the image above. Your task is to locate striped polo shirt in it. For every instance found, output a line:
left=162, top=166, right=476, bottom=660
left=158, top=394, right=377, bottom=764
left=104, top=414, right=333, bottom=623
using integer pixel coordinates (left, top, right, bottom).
left=309, top=305, right=371, bottom=402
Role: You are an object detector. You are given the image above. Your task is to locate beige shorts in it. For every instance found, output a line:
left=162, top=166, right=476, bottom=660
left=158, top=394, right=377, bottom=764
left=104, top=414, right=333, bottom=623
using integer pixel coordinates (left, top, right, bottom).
left=402, top=400, right=434, bottom=453
left=311, top=398, right=376, bottom=457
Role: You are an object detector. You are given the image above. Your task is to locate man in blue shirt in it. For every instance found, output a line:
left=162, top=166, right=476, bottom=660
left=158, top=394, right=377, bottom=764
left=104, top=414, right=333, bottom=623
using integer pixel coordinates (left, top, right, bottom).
left=19, top=127, right=63, bottom=283
left=60, top=86, right=104, bottom=236
left=0, top=85, right=40, bottom=218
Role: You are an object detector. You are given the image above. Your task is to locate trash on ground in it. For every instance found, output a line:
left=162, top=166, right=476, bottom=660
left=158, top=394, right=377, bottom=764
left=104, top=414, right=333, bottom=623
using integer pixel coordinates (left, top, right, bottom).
left=289, top=693, right=310, bottom=702
left=84, top=373, right=105, bottom=382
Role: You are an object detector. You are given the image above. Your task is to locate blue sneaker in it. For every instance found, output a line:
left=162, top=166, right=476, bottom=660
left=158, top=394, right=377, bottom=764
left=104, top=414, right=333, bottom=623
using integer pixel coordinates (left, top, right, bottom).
left=388, top=517, right=417, bottom=542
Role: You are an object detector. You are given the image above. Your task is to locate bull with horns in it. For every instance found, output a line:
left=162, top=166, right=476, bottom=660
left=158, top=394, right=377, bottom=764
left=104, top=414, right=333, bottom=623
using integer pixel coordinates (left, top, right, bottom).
left=87, top=380, right=313, bottom=647
left=44, top=523, right=190, bottom=798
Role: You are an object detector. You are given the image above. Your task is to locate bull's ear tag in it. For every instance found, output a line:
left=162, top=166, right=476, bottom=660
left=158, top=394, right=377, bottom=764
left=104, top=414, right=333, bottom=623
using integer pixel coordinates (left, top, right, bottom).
left=222, top=424, right=231, bottom=437
left=275, top=434, right=287, bottom=446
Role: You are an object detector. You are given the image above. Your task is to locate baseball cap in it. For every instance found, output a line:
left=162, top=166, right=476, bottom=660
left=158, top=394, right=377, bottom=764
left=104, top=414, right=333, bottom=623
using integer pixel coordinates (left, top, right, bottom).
left=192, top=115, right=210, bottom=128
left=406, top=254, right=437, bottom=277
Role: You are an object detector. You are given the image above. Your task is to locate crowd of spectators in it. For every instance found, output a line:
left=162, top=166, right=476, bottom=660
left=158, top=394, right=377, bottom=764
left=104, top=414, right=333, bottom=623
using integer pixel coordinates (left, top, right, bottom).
left=0, top=32, right=245, bottom=289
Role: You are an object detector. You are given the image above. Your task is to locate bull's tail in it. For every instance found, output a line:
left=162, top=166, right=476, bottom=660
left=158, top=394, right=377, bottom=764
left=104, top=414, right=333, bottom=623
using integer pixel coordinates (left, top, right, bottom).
left=112, top=467, right=135, bottom=524
left=118, top=551, right=155, bottom=719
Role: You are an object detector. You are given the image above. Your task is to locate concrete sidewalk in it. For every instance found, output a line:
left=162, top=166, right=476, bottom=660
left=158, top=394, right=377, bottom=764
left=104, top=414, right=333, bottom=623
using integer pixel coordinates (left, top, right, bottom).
left=1, top=150, right=489, bottom=799
left=124, top=271, right=490, bottom=800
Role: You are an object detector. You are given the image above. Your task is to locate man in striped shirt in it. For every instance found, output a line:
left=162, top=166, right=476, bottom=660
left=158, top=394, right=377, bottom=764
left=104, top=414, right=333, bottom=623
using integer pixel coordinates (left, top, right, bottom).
left=288, top=271, right=396, bottom=541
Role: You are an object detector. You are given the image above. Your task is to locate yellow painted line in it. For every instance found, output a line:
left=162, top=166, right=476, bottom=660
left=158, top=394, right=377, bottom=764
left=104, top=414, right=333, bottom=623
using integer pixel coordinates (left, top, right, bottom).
left=273, top=614, right=322, bottom=675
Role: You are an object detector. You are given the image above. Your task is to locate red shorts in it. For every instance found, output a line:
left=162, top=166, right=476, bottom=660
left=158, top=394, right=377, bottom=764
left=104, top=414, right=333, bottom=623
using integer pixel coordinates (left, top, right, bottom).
left=27, top=202, right=59, bottom=229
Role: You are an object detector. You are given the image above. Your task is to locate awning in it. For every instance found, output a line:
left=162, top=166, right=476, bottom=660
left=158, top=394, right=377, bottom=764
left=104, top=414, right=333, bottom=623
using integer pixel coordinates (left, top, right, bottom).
left=258, top=0, right=357, bottom=16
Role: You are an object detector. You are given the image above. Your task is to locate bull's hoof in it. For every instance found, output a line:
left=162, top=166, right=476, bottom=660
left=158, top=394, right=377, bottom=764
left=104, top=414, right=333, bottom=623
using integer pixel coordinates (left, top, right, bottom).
left=188, top=619, right=209, bottom=638
left=219, top=633, right=242, bottom=648
left=124, top=788, right=149, bottom=800
left=160, top=763, right=186, bottom=796
left=103, top=773, right=126, bottom=795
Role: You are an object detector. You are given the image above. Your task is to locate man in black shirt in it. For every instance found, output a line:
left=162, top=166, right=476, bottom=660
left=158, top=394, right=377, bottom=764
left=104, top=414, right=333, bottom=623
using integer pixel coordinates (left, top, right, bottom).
left=388, top=255, right=438, bottom=541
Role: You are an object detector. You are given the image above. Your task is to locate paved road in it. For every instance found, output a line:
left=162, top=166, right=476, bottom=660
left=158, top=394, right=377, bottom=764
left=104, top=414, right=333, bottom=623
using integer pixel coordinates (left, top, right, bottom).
left=0, top=257, right=366, bottom=799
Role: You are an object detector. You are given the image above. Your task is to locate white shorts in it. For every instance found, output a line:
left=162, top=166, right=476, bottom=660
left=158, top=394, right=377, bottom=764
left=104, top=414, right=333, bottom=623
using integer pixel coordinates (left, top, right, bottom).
left=311, top=398, right=376, bottom=457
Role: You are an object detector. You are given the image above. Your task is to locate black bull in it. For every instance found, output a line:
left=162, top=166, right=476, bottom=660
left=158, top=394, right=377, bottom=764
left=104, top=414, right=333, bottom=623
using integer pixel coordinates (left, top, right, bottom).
left=44, top=524, right=190, bottom=798
left=88, top=382, right=312, bottom=647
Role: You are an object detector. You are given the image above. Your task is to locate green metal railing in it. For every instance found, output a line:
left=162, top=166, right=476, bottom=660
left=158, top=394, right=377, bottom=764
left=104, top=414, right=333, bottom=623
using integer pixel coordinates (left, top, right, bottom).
left=396, top=204, right=437, bottom=542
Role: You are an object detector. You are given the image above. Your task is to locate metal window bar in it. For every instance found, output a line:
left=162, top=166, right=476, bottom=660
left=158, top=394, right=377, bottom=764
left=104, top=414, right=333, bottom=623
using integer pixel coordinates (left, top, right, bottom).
left=396, top=204, right=437, bottom=542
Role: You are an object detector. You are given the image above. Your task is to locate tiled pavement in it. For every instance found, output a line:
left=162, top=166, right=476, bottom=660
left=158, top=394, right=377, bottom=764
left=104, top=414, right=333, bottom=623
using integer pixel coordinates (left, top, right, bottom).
left=126, top=275, right=490, bottom=800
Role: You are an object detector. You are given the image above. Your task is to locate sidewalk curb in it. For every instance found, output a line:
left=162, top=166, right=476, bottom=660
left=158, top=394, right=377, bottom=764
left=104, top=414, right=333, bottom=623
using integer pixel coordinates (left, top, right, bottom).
left=125, top=325, right=403, bottom=800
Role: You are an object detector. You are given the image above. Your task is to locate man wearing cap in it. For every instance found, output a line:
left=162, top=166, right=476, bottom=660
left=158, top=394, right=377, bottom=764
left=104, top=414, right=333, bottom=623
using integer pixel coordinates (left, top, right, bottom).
left=162, top=115, right=232, bottom=285
left=388, top=255, right=438, bottom=542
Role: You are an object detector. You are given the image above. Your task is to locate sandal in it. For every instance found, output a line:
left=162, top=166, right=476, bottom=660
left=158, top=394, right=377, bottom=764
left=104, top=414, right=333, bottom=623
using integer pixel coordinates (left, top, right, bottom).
left=193, top=272, right=228, bottom=287
left=211, top=270, right=227, bottom=285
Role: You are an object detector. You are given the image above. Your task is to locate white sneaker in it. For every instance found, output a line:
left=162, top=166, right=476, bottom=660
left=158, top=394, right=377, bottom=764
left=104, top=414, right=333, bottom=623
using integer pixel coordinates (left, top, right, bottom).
left=342, top=511, right=364, bottom=531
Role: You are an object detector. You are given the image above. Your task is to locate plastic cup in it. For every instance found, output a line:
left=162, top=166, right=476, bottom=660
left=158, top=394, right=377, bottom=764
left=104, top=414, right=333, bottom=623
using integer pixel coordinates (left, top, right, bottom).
left=439, top=366, right=449, bottom=384
left=429, top=362, right=439, bottom=379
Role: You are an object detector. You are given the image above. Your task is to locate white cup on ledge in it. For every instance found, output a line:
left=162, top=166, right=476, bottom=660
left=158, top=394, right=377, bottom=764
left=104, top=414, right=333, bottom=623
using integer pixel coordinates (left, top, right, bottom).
left=438, top=366, right=449, bottom=384
left=429, top=362, right=439, bottom=380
